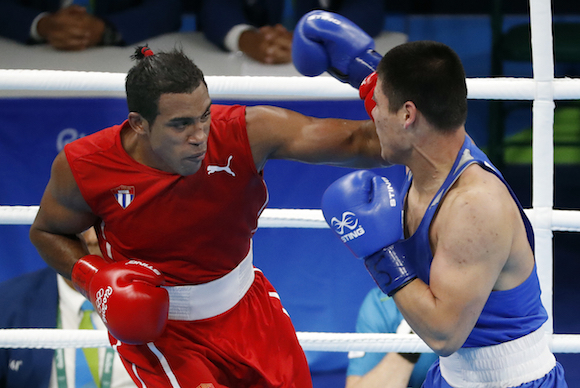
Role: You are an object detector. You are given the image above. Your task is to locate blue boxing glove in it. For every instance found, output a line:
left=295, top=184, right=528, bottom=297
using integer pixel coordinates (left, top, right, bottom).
left=322, top=170, right=416, bottom=296
left=292, top=10, right=383, bottom=88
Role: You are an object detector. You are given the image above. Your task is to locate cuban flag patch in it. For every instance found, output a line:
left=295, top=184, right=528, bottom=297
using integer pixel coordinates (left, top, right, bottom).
left=111, top=185, right=135, bottom=209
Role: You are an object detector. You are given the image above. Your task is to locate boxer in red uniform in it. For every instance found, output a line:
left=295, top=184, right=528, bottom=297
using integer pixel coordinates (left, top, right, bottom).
left=29, top=45, right=388, bottom=387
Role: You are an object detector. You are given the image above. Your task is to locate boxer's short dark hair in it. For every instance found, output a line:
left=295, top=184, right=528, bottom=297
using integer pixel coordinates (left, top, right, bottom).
left=377, top=41, right=468, bottom=132
left=126, top=46, right=207, bottom=124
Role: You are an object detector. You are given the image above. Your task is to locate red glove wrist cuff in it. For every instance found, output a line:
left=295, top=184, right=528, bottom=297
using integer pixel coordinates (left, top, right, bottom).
left=71, top=254, right=109, bottom=298
left=359, top=72, right=378, bottom=120
left=359, top=71, right=377, bottom=100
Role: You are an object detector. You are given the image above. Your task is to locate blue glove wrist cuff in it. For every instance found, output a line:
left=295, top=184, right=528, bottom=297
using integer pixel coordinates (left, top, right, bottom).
left=327, top=49, right=382, bottom=88
left=363, top=242, right=417, bottom=296
left=348, top=49, right=382, bottom=88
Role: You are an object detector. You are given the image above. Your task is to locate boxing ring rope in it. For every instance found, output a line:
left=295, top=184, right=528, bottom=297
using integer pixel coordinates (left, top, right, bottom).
left=1, top=329, right=580, bottom=354
left=2, top=70, right=580, bottom=100
left=3, top=205, right=580, bottom=232
left=2, top=0, right=580, bottom=355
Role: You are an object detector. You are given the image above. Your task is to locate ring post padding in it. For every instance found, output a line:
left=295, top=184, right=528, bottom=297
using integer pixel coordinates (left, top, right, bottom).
left=528, top=0, right=556, bottom=331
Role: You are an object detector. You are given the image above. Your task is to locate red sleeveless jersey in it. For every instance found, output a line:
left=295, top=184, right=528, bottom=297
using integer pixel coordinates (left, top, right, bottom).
left=64, top=105, right=268, bottom=285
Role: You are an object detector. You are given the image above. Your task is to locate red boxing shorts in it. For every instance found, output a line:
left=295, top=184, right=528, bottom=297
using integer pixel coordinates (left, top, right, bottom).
left=112, top=270, right=313, bottom=388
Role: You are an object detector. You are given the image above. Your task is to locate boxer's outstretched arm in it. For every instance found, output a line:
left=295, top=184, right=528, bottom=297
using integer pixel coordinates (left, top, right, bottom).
left=246, top=105, right=388, bottom=172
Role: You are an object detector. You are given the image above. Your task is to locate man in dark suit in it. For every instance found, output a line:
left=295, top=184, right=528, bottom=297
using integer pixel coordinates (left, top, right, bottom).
left=0, top=267, right=59, bottom=388
left=0, top=228, right=135, bottom=388
left=197, top=0, right=385, bottom=64
left=0, top=0, right=182, bottom=50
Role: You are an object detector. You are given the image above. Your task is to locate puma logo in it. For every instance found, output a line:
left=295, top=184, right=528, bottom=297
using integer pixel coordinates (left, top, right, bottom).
left=207, top=155, right=235, bottom=176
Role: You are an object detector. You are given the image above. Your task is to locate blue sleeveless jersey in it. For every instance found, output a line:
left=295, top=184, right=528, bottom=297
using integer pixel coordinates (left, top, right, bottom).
left=396, top=135, right=547, bottom=347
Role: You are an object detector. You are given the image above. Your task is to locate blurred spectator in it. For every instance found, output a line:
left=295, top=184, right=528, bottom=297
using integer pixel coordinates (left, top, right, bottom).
left=346, top=288, right=438, bottom=388
left=196, top=0, right=385, bottom=64
left=0, top=228, right=136, bottom=388
left=0, top=0, right=182, bottom=50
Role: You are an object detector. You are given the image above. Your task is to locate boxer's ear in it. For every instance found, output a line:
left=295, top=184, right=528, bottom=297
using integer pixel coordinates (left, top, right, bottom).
left=128, top=112, right=149, bottom=134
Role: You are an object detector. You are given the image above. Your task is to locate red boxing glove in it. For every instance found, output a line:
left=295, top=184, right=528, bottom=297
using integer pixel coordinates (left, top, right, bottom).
left=359, top=71, right=378, bottom=121
left=72, top=255, right=169, bottom=345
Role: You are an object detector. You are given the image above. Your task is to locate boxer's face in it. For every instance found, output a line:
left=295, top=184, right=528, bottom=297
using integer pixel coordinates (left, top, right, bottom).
left=142, top=84, right=212, bottom=176
left=372, top=78, right=410, bottom=163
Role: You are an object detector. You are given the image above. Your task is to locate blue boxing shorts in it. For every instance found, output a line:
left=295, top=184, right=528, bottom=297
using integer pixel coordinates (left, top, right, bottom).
left=423, top=359, right=567, bottom=388
left=422, top=328, right=568, bottom=388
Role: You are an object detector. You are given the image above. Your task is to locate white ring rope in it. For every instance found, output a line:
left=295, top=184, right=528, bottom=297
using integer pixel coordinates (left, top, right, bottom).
left=3, top=206, right=580, bottom=232
left=1, top=70, right=580, bottom=100
left=2, top=0, right=580, bottom=356
left=0, top=329, right=579, bottom=354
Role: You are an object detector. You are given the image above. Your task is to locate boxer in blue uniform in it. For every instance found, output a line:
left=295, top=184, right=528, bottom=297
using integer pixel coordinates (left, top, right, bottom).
left=293, top=11, right=568, bottom=387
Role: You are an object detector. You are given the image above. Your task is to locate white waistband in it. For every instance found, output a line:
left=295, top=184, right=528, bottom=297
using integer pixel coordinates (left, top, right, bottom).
left=163, top=245, right=255, bottom=321
left=440, top=328, right=556, bottom=388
